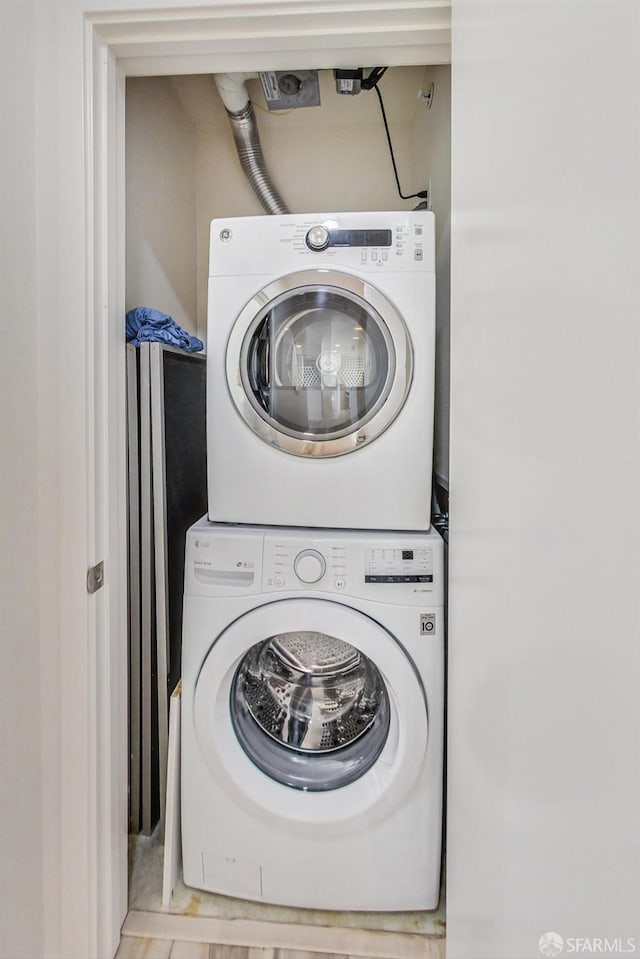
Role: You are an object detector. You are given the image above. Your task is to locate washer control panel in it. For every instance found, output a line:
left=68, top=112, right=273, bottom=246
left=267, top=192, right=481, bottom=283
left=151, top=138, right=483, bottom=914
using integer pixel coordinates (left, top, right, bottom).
left=262, top=534, right=439, bottom=601
left=264, top=540, right=347, bottom=591
left=365, top=547, right=433, bottom=584
left=185, top=520, right=443, bottom=605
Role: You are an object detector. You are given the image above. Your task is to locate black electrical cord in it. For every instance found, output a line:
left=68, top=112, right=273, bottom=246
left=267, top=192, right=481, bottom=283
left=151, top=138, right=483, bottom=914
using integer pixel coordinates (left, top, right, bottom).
left=362, top=68, right=429, bottom=202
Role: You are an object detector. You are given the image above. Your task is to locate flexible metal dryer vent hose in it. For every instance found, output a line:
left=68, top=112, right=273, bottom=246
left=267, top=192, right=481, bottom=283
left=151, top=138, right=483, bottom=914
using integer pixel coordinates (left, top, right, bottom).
left=227, top=102, right=289, bottom=215
left=215, top=74, right=289, bottom=215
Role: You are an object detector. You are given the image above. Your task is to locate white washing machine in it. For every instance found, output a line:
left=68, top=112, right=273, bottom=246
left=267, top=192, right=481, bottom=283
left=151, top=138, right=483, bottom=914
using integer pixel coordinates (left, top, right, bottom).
left=181, top=517, right=445, bottom=911
left=206, top=211, right=435, bottom=531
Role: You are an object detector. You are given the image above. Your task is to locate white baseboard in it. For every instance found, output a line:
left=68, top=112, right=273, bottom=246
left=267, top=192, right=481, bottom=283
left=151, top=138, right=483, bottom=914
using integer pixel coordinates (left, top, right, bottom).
left=122, top=910, right=445, bottom=959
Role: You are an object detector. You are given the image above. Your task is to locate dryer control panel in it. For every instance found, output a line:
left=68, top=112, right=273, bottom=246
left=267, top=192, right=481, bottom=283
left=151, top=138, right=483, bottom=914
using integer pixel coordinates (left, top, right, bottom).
left=294, top=219, right=427, bottom=268
left=209, top=211, right=435, bottom=276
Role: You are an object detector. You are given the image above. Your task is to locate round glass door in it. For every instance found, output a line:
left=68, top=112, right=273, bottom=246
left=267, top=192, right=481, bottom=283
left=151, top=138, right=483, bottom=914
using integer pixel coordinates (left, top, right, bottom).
left=226, top=271, right=413, bottom=457
left=230, top=629, right=390, bottom=791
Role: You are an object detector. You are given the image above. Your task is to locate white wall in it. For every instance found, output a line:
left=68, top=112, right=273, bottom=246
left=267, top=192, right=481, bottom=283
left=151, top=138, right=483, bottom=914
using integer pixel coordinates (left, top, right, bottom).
left=447, top=2, right=640, bottom=956
left=126, top=77, right=198, bottom=334
left=412, top=65, right=451, bottom=488
left=0, top=2, right=44, bottom=956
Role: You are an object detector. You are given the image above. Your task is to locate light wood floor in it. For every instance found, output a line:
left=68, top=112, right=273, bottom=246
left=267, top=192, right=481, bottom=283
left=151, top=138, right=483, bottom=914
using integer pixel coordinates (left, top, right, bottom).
left=115, top=943, right=423, bottom=959
left=119, top=910, right=445, bottom=959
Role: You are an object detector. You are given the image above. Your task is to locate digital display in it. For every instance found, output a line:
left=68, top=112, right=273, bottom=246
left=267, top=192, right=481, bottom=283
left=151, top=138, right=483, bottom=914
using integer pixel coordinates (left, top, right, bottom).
left=328, top=229, right=392, bottom=248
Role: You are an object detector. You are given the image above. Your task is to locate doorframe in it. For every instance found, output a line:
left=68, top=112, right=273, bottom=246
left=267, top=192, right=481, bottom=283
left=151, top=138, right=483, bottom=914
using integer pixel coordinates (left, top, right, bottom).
left=55, top=3, right=451, bottom=956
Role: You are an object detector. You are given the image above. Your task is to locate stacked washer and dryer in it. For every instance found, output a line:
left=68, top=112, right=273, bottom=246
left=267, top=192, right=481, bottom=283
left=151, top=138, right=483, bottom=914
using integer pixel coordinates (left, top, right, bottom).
left=181, top=211, right=445, bottom=911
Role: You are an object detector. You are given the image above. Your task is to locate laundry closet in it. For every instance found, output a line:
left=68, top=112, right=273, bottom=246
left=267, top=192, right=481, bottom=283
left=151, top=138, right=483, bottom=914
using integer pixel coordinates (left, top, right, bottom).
left=124, top=65, right=451, bottom=951
left=5, top=1, right=640, bottom=957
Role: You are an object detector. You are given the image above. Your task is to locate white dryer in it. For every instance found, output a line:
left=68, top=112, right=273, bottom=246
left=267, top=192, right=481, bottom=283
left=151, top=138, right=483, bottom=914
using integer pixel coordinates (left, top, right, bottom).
left=181, top=517, right=445, bottom=911
left=206, top=211, right=435, bottom=530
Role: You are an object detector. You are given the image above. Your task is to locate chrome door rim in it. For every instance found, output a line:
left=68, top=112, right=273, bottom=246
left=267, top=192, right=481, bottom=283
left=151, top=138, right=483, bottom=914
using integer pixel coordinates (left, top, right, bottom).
left=225, top=270, right=413, bottom=458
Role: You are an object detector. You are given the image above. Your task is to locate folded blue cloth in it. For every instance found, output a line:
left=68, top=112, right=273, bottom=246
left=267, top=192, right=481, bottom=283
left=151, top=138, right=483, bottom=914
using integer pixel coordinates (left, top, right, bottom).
left=126, top=307, right=204, bottom=353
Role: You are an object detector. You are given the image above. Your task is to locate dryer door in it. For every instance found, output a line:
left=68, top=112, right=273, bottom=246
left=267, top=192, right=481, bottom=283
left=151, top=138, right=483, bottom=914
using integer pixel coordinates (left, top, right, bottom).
left=225, top=270, right=413, bottom=457
left=193, top=599, right=428, bottom=823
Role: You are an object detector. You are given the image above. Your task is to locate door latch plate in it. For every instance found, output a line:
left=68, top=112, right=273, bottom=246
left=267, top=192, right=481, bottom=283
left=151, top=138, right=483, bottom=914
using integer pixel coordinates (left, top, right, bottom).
left=87, top=561, right=105, bottom=594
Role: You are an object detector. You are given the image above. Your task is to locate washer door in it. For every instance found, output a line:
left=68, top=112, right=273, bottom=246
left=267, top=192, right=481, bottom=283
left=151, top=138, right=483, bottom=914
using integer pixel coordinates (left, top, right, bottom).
left=230, top=628, right=390, bottom=791
left=193, top=599, right=428, bottom=825
left=226, top=270, right=413, bottom=457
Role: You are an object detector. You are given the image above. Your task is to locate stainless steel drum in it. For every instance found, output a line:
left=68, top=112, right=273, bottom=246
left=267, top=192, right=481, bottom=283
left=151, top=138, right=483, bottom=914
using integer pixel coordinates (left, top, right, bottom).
left=231, top=630, right=390, bottom=791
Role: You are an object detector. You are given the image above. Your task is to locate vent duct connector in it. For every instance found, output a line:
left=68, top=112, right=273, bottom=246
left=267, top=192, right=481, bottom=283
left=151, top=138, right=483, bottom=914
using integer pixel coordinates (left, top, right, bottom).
left=214, top=73, right=289, bottom=216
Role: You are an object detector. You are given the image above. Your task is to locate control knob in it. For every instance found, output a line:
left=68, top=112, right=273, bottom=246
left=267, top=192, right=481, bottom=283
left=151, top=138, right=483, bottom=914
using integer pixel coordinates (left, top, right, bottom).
left=305, top=225, right=330, bottom=252
left=294, top=549, right=326, bottom=584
